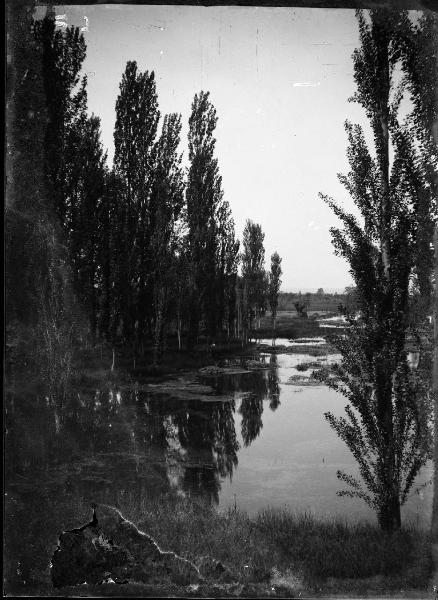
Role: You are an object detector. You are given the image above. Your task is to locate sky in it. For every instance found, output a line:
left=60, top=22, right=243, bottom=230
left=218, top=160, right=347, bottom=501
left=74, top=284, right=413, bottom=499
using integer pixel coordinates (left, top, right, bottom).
left=37, top=4, right=377, bottom=292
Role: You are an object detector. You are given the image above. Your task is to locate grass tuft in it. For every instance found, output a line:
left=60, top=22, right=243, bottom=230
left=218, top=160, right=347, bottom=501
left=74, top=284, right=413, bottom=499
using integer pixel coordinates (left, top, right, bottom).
left=256, top=508, right=432, bottom=588
left=119, top=494, right=280, bottom=583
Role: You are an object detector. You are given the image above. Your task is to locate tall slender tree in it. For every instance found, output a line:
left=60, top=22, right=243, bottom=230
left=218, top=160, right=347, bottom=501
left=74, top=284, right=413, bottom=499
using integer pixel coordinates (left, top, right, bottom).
left=6, top=6, right=86, bottom=401
left=320, top=8, right=432, bottom=531
left=148, top=113, right=185, bottom=367
left=67, top=115, right=107, bottom=342
left=33, top=14, right=87, bottom=227
left=241, top=220, right=266, bottom=330
left=269, top=252, right=283, bottom=334
left=186, top=91, right=223, bottom=347
left=216, top=201, right=240, bottom=336
left=113, top=61, right=160, bottom=344
left=33, top=12, right=111, bottom=349
left=395, top=12, right=438, bottom=538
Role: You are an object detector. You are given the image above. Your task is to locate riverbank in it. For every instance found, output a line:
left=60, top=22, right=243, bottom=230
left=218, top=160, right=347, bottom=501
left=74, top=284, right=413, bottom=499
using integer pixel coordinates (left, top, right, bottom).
left=67, top=317, right=332, bottom=388
left=7, top=495, right=432, bottom=597
left=42, top=337, right=255, bottom=392
left=6, top=327, right=433, bottom=598
left=5, top=311, right=331, bottom=395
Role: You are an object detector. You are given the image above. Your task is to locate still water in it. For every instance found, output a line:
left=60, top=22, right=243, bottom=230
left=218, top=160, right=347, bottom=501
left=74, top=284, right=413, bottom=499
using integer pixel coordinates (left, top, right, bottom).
left=4, top=342, right=432, bottom=586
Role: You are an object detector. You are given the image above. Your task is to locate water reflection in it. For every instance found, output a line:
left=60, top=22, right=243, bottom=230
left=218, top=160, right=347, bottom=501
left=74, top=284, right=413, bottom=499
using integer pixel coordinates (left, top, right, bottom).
left=5, top=380, right=281, bottom=506
left=4, top=363, right=281, bottom=588
left=239, top=396, right=264, bottom=446
left=268, top=354, right=280, bottom=411
left=5, top=349, right=432, bottom=591
left=172, top=398, right=239, bottom=503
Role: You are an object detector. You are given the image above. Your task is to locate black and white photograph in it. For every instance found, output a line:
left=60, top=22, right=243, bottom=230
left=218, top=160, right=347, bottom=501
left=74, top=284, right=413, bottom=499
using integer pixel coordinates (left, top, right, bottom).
left=5, top=0, right=438, bottom=596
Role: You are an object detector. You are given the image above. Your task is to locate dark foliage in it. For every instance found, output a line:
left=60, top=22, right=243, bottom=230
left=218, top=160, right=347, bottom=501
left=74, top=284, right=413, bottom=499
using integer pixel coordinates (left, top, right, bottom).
left=319, top=9, right=435, bottom=531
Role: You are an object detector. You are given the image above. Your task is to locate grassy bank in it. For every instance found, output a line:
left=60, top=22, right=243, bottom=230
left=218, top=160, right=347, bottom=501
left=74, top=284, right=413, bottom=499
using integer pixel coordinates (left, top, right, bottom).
left=66, top=337, right=250, bottom=389
left=6, top=494, right=432, bottom=597
left=128, top=496, right=431, bottom=593
left=117, top=495, right=431, bottom=596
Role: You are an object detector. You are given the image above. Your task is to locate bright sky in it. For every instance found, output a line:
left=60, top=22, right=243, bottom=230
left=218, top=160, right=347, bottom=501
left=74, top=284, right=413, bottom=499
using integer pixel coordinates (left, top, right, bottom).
left=39, top=5, right=378, bottom=292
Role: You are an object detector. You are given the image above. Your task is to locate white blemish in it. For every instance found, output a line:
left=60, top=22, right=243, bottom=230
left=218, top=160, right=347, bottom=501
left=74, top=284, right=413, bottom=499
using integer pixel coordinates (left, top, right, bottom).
left=293, top=82, right=320, bottom=87
left=55, top=15, right=68, bottom=29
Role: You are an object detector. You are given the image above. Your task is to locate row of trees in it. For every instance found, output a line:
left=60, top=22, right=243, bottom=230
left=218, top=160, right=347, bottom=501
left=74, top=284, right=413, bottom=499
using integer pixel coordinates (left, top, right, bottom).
left=320, top=9, right=437, bottom=531
left=6, top=10, right=283, bottom=378
left=239, top=221, right=282, bottom=337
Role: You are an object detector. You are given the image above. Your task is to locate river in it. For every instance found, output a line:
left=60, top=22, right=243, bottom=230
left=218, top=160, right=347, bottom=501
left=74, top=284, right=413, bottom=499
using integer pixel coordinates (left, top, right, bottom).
left=4, top=339, right=432, bottom=587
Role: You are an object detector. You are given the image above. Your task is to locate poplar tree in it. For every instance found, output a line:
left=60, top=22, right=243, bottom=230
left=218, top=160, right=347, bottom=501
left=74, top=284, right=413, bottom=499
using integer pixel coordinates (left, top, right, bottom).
left=67, top=115, right=107, bottom=342
left=33, top=13, right=109, bottom=349
left=320, top=8, right=432, bottom=531
left=217, top=201, right=240, bottom=336
left=148, top=113, right=185, bottom=366
left=241, top=220, right=266, bottom=330
left=113, top=61, right=160, bottom=344
left=395, top=12, right=438, bottom=538
left=33, top=14, right=87, bottom=227
left=269, top=252, right=283, bottom=333
left=186, top=91, right=223, bottom=347
left=6, top=7, right=86, bottom=400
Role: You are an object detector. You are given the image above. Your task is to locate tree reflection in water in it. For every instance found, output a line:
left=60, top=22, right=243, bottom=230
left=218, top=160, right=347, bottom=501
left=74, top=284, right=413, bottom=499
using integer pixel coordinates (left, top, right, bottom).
left=268, top=354, right=281, bottom=411
left=239, top=395, right=264, bottom=446
left=206, top=362, right=281, bottom=446
left=4, top=358, right=281, bottom=589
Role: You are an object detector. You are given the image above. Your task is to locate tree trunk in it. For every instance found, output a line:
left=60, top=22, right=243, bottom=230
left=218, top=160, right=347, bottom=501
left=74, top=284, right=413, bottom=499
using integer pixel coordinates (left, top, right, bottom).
left=187, top=295, right=199, bottom=351
left=153, top=280, right=166, bottom=368
left=430, top=95, right=438, bottom=539
left=379, top=111, right=391, bottom=280
left=376, top=362, right=398, bottom=530
left=378, top=493, right=401, bottom=531
left=376, top=36, right=391, bottom=281
left=90, top=267, right=97, bottom=346
left=432, top=225, right=438, bottom=541
left=376, top=36, right=397, bottom=531
left=236, top=292, right=241, bottom=340
left=177, top=315, right=181, bottom=351
left=153, top=305, right=163, bottom=369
